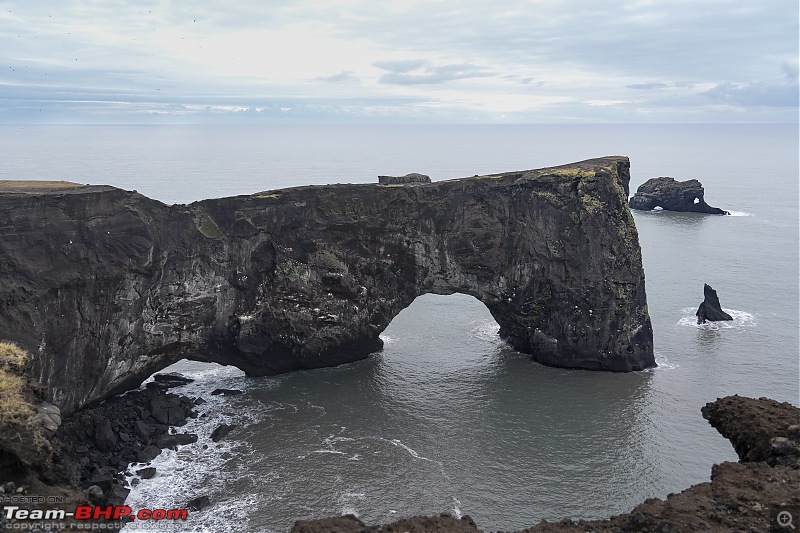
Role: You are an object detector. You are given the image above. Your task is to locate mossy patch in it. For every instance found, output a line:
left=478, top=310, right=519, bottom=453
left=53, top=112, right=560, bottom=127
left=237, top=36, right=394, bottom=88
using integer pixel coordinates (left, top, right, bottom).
left=192, top=209, right=224, bottom=239
left=575, top=171, right=604, bottom=214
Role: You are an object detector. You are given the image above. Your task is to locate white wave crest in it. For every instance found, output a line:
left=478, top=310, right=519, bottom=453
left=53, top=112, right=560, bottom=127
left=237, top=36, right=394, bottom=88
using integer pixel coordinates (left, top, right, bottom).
left=726, top=210, right=752, bottom=217
left=389, top=438, right=429, bottom=460
left=470, top=320, right=500, bottom=342
left=452, top=497, right=463, bottom=519
left=379, top=333, right=397, bottom=344
left=337, top=491, right=367, bottom=518
left=653, top=352, right=679, bottom=370
left=677, top=307, right=756, bottom=329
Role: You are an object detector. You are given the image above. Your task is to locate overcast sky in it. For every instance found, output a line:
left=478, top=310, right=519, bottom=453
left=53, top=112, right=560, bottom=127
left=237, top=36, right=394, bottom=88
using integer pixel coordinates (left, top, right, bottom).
left=1, top=0, right=797, bottom=123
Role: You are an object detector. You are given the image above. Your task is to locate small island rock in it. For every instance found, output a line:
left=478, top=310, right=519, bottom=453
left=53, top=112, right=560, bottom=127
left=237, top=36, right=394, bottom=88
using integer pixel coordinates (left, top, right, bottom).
left=629, top=177, right=729, bottom=214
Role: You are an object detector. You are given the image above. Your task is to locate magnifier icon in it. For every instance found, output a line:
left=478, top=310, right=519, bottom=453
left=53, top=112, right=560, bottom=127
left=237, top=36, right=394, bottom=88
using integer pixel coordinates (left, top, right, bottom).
left=778, top=511, right=796, bottom=529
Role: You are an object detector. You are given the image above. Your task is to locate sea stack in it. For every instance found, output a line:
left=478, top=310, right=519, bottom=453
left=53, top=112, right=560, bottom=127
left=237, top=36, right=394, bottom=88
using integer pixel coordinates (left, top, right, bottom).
left=629, top=177, right=729, bottom=214
left=696, top=283, right=733, bottom=324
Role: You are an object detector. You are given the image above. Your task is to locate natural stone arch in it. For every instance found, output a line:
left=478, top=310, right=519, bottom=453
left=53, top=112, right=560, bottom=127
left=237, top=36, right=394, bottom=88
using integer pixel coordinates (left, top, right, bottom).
left=0, top=157, right=653, bottom=416
left=187, top=157, right=654, bottom=377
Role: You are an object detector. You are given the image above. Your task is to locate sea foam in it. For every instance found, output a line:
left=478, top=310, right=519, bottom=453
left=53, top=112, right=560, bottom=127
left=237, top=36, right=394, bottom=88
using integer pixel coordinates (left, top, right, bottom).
left=125, top=362, right=263, bottom=532
left=677, top=307, right=756, bottom=329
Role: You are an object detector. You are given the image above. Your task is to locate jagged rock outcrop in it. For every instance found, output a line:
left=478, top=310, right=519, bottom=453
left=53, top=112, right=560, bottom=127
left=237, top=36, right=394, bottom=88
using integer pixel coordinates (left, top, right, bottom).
left=629, top=177, right=729, bottom=214
left=378, top=172, right=431, bottom=185
left=0, top=157, right=653, bottom=416
left=696, top=283, right=733, bottom=324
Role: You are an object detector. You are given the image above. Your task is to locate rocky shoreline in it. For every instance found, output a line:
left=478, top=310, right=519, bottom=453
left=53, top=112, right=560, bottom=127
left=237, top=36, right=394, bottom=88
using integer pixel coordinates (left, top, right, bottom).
left=0, top=372, right=230, bottom=529
left=2, top=384, right=798, bottom=532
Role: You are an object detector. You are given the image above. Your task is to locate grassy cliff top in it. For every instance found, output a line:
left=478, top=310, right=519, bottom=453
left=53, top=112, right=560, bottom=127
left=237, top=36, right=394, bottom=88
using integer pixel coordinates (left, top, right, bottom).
left=0, top=341, right=35, bottom=426
left=0, top=180, right=86, bottom=191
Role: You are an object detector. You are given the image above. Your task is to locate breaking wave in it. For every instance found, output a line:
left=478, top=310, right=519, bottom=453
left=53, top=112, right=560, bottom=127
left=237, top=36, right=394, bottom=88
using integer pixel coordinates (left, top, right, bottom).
left=677, top=307, right=756, bottom=329
left=469, top=319, right=500, bottom=342
left=653, top=352, right=679, bottom=370
left=125, top=362, right=262, bottom=532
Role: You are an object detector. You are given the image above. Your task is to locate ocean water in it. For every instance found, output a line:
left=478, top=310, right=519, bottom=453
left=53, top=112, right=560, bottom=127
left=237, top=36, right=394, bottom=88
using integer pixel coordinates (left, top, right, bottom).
left=1, top=124, right=798, bottom=532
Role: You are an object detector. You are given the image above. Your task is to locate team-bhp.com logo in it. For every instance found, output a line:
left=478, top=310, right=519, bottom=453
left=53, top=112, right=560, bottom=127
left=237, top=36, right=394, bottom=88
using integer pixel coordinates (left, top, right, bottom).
left=4, top=504, right=188, bottom=521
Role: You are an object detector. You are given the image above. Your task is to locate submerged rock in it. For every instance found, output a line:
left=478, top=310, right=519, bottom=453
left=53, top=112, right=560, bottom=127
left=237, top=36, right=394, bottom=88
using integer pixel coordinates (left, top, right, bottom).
left=0, top=157, right=653, bottom=417
left=210, top=389, right=243, bottom=396
left=135, top=467, right=156, bottom=479
left=187, top=494, right=211, bottom=511
left=210, top=423, right=236, bottom=442
left=152, top=373, right=194, bottom=389
left=629, top=177, right=729, bottom=214
left=696, top=283, right=733, bottom=324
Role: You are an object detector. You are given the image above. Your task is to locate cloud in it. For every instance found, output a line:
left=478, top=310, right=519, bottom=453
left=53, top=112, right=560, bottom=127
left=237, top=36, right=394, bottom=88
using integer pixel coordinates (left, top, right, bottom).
left=372, top=59, right=428, bottom=73
left=0, top=0, right=796, bottom=122
left=314, top=70, right=360, bottom=83
left=375, top=60, right=494, bottom=85
left=701, top=80, right=800, bottom=108
left=627, top=82, right=669, bottom=90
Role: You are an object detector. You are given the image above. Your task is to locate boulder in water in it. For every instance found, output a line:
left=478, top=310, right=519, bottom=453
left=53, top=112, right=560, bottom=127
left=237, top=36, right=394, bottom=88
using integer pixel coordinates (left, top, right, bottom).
left=696, top=284, right=733, bottom=324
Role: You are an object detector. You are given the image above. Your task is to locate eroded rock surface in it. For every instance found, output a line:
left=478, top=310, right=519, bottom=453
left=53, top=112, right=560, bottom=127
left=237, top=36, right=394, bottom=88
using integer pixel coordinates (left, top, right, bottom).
left=629, top=177, right=729, bottom=214
left=0, top=157, right=653, bottom=416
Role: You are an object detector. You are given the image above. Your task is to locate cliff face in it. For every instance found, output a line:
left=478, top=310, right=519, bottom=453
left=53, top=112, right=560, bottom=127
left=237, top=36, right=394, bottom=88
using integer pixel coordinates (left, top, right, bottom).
left=0, top=157, right=654, bottom=416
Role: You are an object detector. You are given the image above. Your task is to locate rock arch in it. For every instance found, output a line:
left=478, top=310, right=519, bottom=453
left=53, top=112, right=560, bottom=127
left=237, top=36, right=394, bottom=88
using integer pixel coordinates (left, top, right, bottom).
left=0, top=157, right=653, bottom=416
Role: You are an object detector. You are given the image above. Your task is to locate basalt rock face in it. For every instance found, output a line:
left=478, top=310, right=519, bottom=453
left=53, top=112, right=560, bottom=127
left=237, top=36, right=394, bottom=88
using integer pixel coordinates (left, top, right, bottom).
left=0, top=157, right=654, bottom=416
left=629, top=177, right=729, bottom=214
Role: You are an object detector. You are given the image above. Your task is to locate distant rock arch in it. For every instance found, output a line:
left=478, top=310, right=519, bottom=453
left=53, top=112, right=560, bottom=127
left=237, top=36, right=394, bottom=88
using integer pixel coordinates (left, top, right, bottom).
left=629, top=177, right=729, bottom=214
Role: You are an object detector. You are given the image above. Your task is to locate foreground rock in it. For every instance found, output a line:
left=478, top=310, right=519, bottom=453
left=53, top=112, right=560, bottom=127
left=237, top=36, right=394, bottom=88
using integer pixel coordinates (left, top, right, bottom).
left=1, top=370, right=201, bottom=528
left=294, top=396, right=800, bottom=533
left=0, top=157, right=653, bottom=417
left=292, top=513, right=481, bottom=533
left=629, top=177, right=729, bottom=214
left=45, top=373, right=199, bottom=506
left=696, top=283, right=733, bottom=324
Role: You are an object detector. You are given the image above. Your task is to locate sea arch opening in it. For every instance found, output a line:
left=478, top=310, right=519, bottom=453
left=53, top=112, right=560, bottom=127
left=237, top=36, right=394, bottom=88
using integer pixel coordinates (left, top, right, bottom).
left=377, top=292, right=505, bottom=374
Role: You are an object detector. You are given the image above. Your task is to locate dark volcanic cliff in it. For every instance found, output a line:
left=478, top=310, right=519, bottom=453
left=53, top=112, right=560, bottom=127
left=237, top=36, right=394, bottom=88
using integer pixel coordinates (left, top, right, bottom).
left=0, top=157, right=654, bottom=416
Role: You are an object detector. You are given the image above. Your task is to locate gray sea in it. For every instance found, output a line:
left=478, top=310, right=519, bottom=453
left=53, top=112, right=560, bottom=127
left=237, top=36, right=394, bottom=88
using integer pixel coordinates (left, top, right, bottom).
left=1, top=124, right=798, bottom=532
